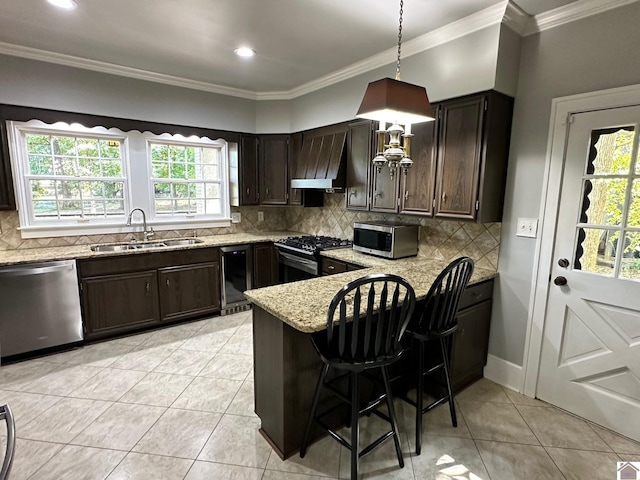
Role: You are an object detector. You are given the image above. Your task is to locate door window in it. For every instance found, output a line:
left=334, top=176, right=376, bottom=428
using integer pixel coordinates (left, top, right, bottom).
left=575, top=126, right=640, bottom=280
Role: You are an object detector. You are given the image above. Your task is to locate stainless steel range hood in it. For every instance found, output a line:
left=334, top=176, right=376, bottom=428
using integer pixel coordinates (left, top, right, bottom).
left=291, top=125, right=347, bottom=190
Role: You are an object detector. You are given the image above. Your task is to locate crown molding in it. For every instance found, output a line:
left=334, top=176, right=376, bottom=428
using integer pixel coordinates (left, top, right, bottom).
left=1, top=0, right=637, bottom=100
left=502, top=1, right=530, bottom=35
left=0, top=42, right=258, bottom=100
left=258, top=2, right=508, bottom=101
left=524, top=0, right=640, bottom=36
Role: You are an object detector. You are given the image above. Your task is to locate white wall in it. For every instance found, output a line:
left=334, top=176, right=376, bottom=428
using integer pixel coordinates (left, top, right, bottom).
left=492, top=2, right=640, bottom=365
left=0, top=55, right=257, bottom=133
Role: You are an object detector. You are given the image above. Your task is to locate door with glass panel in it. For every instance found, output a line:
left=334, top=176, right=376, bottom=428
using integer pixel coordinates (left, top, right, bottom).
left=538, top=106, right=640, bottom=442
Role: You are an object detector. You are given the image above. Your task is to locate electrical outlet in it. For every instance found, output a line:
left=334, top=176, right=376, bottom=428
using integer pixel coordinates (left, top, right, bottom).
left=231, top=212, right=241, bottom=223
left=257, top=211, right=264, bottom=222
left=516, top=218, right=538, bottom=238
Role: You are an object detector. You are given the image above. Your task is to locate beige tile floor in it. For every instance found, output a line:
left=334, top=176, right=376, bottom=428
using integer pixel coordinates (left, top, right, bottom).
left=1, top=310, right=639, bottom=479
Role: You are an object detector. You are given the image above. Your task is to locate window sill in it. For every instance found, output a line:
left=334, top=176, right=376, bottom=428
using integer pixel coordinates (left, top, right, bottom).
left=18, top=218, right=232, bottom=239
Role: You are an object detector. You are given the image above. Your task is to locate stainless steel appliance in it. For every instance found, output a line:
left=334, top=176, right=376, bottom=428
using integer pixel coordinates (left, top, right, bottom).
left=353, top=222, right=419, bottom=259
left=0, top=260, right=83, bottom=359
left=274, top=236, right=352, bottom=283
left=220, top=245, right=252, bottom=315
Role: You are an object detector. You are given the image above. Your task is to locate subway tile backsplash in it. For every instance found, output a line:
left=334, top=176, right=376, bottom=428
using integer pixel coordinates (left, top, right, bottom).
left=0, top=194, right=500, bottom=271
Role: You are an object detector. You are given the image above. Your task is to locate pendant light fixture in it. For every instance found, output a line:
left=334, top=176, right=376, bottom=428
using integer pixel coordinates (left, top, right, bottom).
left=356, top=0, right=435, bottom=176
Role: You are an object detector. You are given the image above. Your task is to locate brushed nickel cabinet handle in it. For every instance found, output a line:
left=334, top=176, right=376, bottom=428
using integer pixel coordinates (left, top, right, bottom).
left=328, top=265, right=335, bottom=270
left=442, top=192, right=447, bottom=202
left=404, top=191, right=409, bottom=201
left=166, top=278, right=170, bottom=287
left=145, top=282, right=150, bottom=293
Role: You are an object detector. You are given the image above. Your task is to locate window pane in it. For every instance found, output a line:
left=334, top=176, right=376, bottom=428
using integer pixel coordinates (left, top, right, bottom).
left=574, top=227, right=616, bottom=277
left=80, top=181, right=103, bottom=199
left=154, top=183, right=171, bottom=198
left=150, top=144, right=169, bottom=162
left=99, top=140, right=122, bottom=159
left=58, top=181, right=80, bottom=200
left=579, top=178, right=626, bottom=225
left=103, top=182, right=124, bottom=199
left=60, top=200, right=82, bottom=216
left=629, top=180, right=640, bottom=227
left=205, top=184, right=220, bottom=199
left=26, top=134, right=51, bottom=154
left=101, top=160, right=123, bottom=178
left=105, top=200, right=124, bottom=215
left=77, top=138, right=99, bottom=157
left=170, top=163, right=186, bottom=179
left=169, top=145, right=185, bottom=163
left=29, top=155, right=54, bottom=175
left=206, top=199, right=221, bottom=215
left=620, top=232, right=640, bottom=280
left=30, top=179, right=56, bottom=199
left=203, top=164, right=219, bottom=179
left=155, top=199, right=172, bottom=214
left=52, top=136, right=76, bottom=156
left=54, top=157, right=77, bottom=177
left=587, top=127, right=634, bottom=175
left=82, top=201, right=105, bottom=215
left=152, top=162, right=168, bottom=178
left=33, top=200, right=57, bottom=218
left=174, top=183, right=189, bottom=198
left=78, top=158, right=99, bottom=177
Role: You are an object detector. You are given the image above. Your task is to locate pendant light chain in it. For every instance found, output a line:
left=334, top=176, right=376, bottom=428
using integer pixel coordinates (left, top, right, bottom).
left=395, top=0, right=404, bottom=81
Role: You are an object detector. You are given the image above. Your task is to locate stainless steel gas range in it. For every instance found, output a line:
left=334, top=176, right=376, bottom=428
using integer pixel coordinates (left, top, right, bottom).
left=274, top=235, right=352, bottom=282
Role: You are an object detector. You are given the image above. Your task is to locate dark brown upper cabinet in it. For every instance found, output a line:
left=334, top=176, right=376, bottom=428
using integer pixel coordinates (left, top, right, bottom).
left=0, top=119, right=16, bottom=210
left=346, top=120, right=373, bottom=211
left=370, top=164, right=399, bottom=213
left=435, top=91, right=513, bottom=222
left=399, top=118, right=438, bottom=216
left=259, top=135, right=289, bottom=205
left=240, top=135, right=260, bottom=205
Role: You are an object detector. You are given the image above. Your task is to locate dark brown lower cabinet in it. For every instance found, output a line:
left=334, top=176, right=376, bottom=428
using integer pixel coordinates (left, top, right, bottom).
left=253, top=243, right=279, bottom=288
left=81, top=270, right=159, bottom=338
left=79, top=247, right=221, bottom=340
left=159, top=262, right=220, bottom=323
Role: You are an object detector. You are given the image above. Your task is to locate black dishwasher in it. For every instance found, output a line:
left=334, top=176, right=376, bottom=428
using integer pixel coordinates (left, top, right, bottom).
left=220, top=245, right=252, bottom=314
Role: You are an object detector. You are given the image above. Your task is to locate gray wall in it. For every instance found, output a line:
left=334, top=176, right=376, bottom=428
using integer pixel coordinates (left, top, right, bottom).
left=491, top=2, right=640, bottom=365
left=289, top=25, right=502, bottom=131
left=0, top=55, right=257, bottom=133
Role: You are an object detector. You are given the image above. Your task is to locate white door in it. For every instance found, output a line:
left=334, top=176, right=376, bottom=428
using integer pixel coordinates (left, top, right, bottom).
left=537, top=105, right=640, bottom=442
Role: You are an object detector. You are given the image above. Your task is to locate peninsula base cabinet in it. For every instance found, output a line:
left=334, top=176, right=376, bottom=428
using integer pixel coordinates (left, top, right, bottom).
left=78, top=248, right=221, bottom=340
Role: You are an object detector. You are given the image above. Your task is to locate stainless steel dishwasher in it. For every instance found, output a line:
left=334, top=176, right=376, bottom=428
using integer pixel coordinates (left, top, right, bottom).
left=0, top=260, right=83, bottom=359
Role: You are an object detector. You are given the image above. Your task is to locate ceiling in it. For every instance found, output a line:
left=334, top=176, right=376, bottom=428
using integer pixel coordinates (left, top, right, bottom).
left=0, top=0, right=581, bottom=95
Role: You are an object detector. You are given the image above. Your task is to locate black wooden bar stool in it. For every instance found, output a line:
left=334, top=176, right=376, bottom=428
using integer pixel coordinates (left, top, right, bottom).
left=1, top=404, right=15, bottom=480
left=300, top=273, right=416, bottom=480
left=402, top=257, right=474, bottom=455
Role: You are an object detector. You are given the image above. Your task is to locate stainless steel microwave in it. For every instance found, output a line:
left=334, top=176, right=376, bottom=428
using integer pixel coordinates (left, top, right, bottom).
left=353, top=222, right=419, bottom=259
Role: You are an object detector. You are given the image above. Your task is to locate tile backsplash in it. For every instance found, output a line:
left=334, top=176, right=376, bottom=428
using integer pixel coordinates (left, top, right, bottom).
left=286, top=193, right=501, bottom=271
left=0, top=194, right=500, bottom=271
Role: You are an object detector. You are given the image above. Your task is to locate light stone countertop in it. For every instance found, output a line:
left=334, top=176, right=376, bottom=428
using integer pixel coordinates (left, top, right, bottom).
left=0, top=231, right=300, bottom=267
left=245, top=251, right=497, bottom=333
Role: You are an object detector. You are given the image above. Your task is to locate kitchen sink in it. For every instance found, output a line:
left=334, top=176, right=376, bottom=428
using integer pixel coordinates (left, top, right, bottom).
left=90, top=238, right=204, bottom=252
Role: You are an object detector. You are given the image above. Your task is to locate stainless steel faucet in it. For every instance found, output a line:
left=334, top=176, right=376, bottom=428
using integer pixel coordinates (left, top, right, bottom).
left=126, top=208, right=154, bottom=242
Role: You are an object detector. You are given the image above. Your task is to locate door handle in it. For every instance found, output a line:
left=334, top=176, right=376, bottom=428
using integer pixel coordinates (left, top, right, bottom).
left=558, top=258, right=570, bottom=268
left=554, top=276, right=568, bottom=286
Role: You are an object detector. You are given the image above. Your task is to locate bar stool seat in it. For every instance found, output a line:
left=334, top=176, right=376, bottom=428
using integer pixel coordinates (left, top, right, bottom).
left=300, top=273, right=416, bottom=480
left=401, top=257, right=474, bottom=455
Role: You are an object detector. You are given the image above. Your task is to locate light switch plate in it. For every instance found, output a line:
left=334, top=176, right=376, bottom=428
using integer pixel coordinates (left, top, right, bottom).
left=516, top=218, right=538, bottom=238
left=231, top=212, right=241, bottom=223
left=257, top=211, right=264, bottom=222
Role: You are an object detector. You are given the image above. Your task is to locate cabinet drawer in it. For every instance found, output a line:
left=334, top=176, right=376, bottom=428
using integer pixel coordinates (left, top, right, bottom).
left=321, top=258, right=347, bottom=275
left=459, top=279, right=494, bottom=310
left=155, top=247, right=219, bottom=268
left=78, top=253, right=155, bottom=277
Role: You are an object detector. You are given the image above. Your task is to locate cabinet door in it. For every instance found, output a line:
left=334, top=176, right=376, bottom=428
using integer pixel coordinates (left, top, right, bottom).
left=253, top=243, right=279, bottom=288
left=435, top=95, right=484, bottom=220
left=259, top=135, right=289, bottom=205
left=0, top=120, right=16, bottom=210
left=158, top=262, right=220, bottom=322
left=240, top=135, right=259, bottom=205
left=370, top=164, right=399, bottom=213
left=346, top=120, right=373, bottom=211
left=450, top=299, right=492, bottom=391
left=289, top=132, right=302, bottom=206
left=82, top=270, right=159, bottom=339
left=400, top=118, right=438, bottom=216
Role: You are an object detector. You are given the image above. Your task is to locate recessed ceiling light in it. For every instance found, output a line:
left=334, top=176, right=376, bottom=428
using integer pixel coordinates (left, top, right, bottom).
left=47, top=0, right=78, bottom=9
left=234, top=47, right=256, bottom=58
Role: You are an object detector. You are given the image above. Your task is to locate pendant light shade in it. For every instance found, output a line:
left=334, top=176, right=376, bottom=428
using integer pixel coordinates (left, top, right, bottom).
left=356, top=77, right=435, bottom=125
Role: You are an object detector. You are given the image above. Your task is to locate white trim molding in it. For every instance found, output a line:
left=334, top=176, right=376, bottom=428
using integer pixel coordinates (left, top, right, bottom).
left=522, top=83, right=640, bottom=398
left=484, top=354, right=524, bottom=393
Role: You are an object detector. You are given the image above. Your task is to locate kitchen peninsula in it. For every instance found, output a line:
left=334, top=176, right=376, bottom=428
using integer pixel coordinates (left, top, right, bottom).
left=244, top=250, right=496, bottom=459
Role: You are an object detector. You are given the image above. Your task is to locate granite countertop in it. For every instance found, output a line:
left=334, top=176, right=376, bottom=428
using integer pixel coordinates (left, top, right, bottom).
left=0, top=231, right=300, bottom=267
left=245, top=251, right=497, bottom=333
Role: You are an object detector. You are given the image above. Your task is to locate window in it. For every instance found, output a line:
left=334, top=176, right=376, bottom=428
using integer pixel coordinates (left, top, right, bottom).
left=8, top=120, right=232, bottom=238
left=149, top=141, right=224, bottom=217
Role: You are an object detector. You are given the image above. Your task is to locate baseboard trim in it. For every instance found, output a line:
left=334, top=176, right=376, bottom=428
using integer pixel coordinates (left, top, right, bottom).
left=483, top=354, right=524, bottom=392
